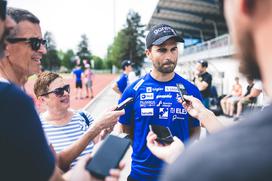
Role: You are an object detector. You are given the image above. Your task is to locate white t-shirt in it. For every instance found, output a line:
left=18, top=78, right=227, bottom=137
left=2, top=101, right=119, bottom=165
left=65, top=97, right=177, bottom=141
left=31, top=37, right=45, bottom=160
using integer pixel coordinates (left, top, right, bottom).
left=253, top=80, right=262, bottom=90
left=253, top=80, right=270, bottom=107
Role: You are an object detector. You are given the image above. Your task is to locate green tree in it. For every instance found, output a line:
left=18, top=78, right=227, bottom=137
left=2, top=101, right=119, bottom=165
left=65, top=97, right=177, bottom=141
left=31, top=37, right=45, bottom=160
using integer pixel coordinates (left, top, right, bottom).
left=42, top=31, right=61, bottom=70
left=62, top=49, right=75, bottom=70
left=107, top=31, right=128, bottom=68
left=77, top=34, right=92, bottom=62
left=106, top=10, right=145, bottom=70
left=92, top=55, right=104, bottom=69
left=104, top=46, right=113, bottom=70
left=123, top=10, right=146, bottom=68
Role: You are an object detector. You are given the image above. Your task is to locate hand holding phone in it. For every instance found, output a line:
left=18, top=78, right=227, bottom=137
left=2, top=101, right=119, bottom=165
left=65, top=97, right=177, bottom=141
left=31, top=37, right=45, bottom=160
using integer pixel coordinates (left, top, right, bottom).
left=114, top=97, right=134, bottom=111
left=176, top=83, right=192, bottom=105
left=149, top=125, right=174, bottom=145
left=176, top=83, right=188, bottom=102
left=86, top=135, right=130, bottom=179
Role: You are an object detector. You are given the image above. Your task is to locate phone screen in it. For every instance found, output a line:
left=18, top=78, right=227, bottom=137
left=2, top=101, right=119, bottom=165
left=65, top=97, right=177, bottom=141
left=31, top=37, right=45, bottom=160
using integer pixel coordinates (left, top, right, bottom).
left=114, top=97, right=134, bottom=111
left=86, top=135, right=130, bottom=179
left=149, top=125, right=174, bottom=145
left=176, top=83, right=188, bottom=102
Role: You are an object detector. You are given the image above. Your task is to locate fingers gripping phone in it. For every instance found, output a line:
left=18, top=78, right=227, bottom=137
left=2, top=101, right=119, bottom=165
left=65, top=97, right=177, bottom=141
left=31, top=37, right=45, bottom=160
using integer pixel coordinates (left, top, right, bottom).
left=149, top=125, right=174, bottom=145
left=86, top=135, right=131, bottom=179
left=176, top=83, right=188, bottom=102
left=114, top=97, right=134, bottom=111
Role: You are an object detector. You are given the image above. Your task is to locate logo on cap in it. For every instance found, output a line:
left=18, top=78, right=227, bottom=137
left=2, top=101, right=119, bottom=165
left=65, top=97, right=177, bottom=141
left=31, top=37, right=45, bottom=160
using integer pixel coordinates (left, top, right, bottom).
left=153, top=26, right=176, bottom=35
left=146, top=24, right=184, bottom=48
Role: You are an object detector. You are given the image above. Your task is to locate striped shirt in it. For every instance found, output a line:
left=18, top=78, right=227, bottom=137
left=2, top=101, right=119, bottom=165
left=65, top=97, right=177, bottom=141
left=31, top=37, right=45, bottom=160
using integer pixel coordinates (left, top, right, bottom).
left=40, top=111, right=94, bottom=167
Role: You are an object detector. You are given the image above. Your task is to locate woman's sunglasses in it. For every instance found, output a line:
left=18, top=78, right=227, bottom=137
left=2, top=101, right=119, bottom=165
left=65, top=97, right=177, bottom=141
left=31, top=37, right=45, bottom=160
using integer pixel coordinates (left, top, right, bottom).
left=6, top=37, right=47, bottom=51
left=40, top=84, right=70, bottom=97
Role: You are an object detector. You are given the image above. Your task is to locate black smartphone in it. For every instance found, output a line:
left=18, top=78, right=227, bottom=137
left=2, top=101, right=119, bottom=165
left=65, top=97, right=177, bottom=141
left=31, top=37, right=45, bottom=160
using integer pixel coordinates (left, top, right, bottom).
left=86, top=135, right=131, bottom=179
left=176, top=83, right=188, bottom=102
left=149, top=125, right=174, bottom=145
left=114, top=97, right=134, bottom=111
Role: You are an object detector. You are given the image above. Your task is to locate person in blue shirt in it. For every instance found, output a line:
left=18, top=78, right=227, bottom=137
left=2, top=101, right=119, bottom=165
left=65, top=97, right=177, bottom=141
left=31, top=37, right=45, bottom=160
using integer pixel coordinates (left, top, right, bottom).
left=112, top=60, right=133, bottom=97
left=72, top=64, right=84, bottom=99
left=115, top=24, right=202, bottom=181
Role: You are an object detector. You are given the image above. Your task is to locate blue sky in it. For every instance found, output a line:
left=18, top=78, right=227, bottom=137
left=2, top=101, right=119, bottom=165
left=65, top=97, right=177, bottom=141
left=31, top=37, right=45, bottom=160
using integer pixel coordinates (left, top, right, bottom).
left=8, top=0, right=159, bottom=57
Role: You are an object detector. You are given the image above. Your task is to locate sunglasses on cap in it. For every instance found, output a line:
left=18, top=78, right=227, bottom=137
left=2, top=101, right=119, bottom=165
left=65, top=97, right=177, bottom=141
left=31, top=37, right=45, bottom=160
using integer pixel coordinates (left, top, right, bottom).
left=6, top=37, right=47, bottom=51
left=0, top=1, right=7, bottom=20
left=40, top=84, right=70, bottom=97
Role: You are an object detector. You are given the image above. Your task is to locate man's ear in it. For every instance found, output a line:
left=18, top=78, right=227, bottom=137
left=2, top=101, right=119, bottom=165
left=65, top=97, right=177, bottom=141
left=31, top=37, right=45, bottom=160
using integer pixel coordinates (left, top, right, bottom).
left=145, top=49, right=151, bottom=59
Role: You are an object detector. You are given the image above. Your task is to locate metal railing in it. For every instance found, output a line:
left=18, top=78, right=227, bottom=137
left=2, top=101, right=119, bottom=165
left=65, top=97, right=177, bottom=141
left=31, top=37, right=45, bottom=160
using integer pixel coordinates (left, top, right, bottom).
left=183, top=34, right=232, bottom=55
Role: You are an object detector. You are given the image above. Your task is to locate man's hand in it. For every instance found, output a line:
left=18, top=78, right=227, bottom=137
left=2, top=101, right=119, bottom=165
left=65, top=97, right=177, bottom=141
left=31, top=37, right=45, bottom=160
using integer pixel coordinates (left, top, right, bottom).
left=179, top=95, right=223, bottom=133
left=178, top=95, right=207, bottom=120
left=68, top=154, right=125, bottom=181
left=194, top=70, right=200, bottom=78
left=146, top=132, right=184, bottom=164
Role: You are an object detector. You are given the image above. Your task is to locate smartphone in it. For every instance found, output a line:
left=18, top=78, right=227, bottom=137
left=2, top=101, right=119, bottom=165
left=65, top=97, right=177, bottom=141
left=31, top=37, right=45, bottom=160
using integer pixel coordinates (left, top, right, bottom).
left=114, top=97, right=134, bottom=111
left=176, top=83, right=188, bottom=102
left=86, top=135, right=131, bottom=179
left=149, top=125, right=174, bottom=145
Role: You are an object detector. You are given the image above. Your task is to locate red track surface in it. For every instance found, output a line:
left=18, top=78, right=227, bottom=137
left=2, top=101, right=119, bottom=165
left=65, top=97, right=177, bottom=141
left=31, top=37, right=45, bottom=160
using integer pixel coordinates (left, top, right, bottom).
left=24, top=73, right=117, bottom=112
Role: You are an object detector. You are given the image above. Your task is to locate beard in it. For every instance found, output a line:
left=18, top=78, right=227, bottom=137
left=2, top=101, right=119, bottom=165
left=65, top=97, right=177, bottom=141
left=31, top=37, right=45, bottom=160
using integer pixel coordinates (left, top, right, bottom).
left=237, top=30, right=261, bottom=80
left=153, top=59, right=177, bottom=74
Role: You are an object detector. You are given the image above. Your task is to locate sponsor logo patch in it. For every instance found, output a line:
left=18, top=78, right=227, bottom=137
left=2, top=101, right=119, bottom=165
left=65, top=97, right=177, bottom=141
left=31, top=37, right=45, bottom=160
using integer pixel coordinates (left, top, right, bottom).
left=156, top=100, right=162, bottom=107
left=141, top=108, right=154, bottom=116
left=140, top=101, right=155, bottom=107
left=165, top=86, right=178, bottom=92
left=162, top=102, right=172, bottom=107
left=156, top=94, right=172, bottom=99
left=140, top=93, right=154, bottom=100
left=159, top=108, right=169, bottom=119
left=156, top=101, right=172, bottom=107
left=146, top=87, right=164, bottom=92
left=172, top=115, right=185, bottom=121
left=153, top=87, right=163, bottom=92
left=146, top=87, right=152, bottom=93
left=176, top=108, right=188, bottom=114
